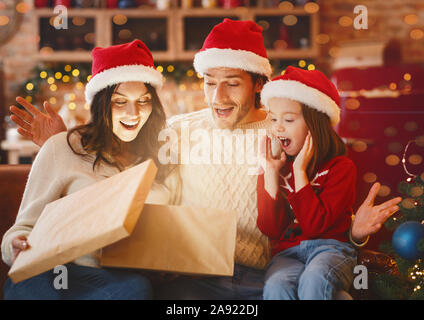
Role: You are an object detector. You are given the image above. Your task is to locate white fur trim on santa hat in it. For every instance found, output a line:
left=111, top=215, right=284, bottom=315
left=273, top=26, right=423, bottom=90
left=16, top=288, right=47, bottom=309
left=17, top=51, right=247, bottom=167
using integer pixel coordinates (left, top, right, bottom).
left=193, top=48, right=272, bottom=79
left=85, top=64, right=164, bottom=105
left=261, top=80, right=340, bottom=126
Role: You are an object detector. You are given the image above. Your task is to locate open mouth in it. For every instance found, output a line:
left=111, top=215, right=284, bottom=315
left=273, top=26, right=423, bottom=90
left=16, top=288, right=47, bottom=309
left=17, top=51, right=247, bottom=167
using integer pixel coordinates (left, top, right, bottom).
left=120, top=120, right=140, bottom=130
left=215, top=107, right=234, bottom=118
left=278, top=137, right=291, bottom=148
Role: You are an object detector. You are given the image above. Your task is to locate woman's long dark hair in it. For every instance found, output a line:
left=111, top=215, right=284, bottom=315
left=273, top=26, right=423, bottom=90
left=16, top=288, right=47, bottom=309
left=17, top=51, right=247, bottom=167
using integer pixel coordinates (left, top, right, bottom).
left=67, top=83, right=169, bottom=182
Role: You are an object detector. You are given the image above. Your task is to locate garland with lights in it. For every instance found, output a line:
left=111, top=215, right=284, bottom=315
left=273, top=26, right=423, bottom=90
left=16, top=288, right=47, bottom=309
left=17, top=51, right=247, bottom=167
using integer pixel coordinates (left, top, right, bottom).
left=375, top=138, right=424, bottom=300
left=17, top=63, right=92, bottom=106
left=16, top=60, right=316, bottom=107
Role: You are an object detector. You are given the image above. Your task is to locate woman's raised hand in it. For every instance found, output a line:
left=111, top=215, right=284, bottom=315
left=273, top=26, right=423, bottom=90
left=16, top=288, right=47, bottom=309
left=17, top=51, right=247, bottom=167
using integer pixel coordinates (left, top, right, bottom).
left=9, top=96, right=67, bottom=147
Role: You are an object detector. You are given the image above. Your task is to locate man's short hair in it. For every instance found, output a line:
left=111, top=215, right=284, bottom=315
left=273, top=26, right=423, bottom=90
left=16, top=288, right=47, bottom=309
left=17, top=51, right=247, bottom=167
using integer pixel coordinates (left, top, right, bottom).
left=248, top=72, right=269, bottom=109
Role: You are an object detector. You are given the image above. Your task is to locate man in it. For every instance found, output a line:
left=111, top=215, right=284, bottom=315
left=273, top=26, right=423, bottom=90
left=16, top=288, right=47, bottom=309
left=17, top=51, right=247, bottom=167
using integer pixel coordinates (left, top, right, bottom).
left=9, top=19, right=401, bottom=299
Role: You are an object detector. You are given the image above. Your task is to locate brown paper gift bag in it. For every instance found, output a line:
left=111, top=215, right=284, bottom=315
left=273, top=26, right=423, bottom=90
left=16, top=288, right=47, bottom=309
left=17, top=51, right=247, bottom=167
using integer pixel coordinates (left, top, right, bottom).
left=101, top=204, right=237, bottom=276
left=8, top=159, right=157, bottom=284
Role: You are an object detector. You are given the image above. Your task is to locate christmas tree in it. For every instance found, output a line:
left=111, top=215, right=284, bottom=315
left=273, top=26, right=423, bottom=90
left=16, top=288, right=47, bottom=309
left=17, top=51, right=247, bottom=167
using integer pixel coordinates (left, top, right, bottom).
left=375, top=140, right=424, bottom=300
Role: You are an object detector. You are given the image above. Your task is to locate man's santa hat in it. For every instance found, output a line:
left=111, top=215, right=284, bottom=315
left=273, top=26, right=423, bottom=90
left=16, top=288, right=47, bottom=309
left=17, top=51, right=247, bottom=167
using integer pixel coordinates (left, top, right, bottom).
left=261, top=66, right=341, bottom=125
left=193, top=19, right=272, bottom=79
left=85, top=39, right=163, bottom=105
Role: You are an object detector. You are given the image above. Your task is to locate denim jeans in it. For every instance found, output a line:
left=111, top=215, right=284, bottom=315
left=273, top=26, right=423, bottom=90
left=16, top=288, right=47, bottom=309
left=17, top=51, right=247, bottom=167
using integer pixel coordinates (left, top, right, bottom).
left=263, top=239, right=357, bottom=300
left=155, top=264, right=264, bottom=300
left=4, top=263, right=153, bottom=300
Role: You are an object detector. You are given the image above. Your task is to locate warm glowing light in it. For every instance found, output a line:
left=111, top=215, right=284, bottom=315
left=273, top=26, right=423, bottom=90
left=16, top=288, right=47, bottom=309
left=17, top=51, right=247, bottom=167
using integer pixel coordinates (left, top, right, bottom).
left=72, top=17, right=86, bottom=26
left=377, top=185, right=391, bottom=197
left=113, top=14, right=127, bottom=25
left=55, top=72, right=62, bottom=79
left=40, top=71, right=48, bottom=78
left=316, top=33, right=330, bottom=45
left=47, top=77, right=55, bottom=85
left=298, top=60, right=306, bottom=68
left=167, top=65, right=175, bottom=72
left=16, top=2, right=31, bottom=14
left=0, top=16, right=10, bottom=26
left=385, top=155, right=400, bottom=166
left=363, top=172, right=377, bottom=183
left=283, top=15, right=298, bottom=26
left=72, top=69, right=80, bottom=77
left=278, top=1, right=293, bottom=10
left=304, top=2, right=319, bottom=14
left=410, top=29, right=424, bottom=40
left=157, top=66, right=164, bottom=73
left=338, top=16, right=353, bottom=27
left=26, top=83, right=34, bottom=91
left=404, top=14, right=418, bottom=25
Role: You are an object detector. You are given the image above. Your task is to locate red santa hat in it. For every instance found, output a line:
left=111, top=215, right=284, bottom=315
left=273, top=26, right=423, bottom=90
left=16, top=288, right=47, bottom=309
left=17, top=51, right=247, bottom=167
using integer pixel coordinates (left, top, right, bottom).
left=85, top=39, right=163, bottom=105
left=261, top=66, right=341, bottom=125
left=193, top=19, right=272, bottom=79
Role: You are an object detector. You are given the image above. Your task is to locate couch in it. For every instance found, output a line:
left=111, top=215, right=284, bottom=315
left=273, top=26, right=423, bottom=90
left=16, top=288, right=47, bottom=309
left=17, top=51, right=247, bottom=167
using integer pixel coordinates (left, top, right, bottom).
left=0, top=164, right=400, bottom=300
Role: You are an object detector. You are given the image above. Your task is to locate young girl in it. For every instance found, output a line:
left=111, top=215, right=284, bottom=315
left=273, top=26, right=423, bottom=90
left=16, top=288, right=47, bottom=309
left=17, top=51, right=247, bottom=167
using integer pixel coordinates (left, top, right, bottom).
left=257, top=66, right=357, bottom=300
left=1, top=40, right=180, bottom=299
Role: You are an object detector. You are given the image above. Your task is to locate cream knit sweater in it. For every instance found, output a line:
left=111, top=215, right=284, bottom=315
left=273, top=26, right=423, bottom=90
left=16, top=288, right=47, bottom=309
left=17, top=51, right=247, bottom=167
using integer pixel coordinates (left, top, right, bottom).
left=167, top=108, right=272, bottom=270
left=1, top=131, right=179, bottom=268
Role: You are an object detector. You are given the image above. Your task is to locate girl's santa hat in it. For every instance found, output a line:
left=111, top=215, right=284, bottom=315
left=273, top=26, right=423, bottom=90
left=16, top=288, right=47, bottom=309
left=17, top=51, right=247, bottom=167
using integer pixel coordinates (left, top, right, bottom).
left=261, top=66, right=341, bottom=125
left=193, top=19, right=272, bottom=79
left=85, top=39, right=163, bottom=105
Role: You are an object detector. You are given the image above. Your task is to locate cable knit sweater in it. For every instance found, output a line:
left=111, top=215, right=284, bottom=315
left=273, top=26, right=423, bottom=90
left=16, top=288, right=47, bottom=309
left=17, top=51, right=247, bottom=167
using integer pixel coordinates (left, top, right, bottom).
left=167, top=108, right=272, bottom=270
left=1, top=131, right=180, bottom=268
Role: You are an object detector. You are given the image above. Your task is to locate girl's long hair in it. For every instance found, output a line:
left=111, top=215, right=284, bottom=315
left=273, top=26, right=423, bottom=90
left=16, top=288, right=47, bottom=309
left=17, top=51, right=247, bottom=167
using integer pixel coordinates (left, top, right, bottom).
left=301, top=104, right=347, bottom=180
left=66, top=83, right=169, bottom=182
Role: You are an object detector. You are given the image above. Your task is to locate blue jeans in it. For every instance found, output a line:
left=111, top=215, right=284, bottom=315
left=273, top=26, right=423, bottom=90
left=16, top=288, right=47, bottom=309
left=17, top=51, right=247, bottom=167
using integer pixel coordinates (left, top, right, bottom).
left=4, top=263, right=153, bottom=300
left=155, top=264, right=264, bottom=300
left=263, top=239, right=357, bottom=300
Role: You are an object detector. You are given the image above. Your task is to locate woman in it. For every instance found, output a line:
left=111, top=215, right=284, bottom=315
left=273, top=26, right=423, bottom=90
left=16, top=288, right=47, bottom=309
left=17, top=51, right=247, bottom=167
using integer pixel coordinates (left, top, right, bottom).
left=1, top=40, right=180, bottom=299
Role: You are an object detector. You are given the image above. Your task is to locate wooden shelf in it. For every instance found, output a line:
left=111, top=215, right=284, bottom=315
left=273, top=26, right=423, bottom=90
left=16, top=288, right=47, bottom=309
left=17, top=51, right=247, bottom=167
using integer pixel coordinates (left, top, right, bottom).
left=34, top=7, right=319, bottom=62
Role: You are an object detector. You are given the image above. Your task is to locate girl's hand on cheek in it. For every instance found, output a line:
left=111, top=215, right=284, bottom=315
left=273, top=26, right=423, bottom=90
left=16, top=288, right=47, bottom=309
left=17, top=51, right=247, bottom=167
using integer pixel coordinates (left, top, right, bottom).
left=293, top=131, right=313, bottom=173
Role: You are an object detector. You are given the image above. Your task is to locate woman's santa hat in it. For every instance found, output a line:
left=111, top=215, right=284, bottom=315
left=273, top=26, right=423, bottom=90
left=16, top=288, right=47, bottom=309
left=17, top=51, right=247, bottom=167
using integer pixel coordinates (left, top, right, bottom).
left=193, top=19, right=272, bottom=79
left=261, top=66, right=341, bottom=125
left=85, top=39, right=163, bottom=105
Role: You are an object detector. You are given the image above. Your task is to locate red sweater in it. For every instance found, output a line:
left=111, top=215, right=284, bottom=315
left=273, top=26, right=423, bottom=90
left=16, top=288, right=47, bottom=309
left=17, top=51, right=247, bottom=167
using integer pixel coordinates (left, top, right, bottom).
left=256, top=156, right=356, bottom=257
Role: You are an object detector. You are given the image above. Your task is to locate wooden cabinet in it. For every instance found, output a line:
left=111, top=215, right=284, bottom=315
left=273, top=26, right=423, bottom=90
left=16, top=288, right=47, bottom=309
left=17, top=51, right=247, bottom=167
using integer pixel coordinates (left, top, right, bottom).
left=34, top=7, right=319, bottom=62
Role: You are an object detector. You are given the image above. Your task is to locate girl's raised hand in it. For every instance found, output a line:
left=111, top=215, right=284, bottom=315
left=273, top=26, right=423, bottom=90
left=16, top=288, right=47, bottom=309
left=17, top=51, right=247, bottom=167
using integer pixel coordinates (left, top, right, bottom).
left=293, top=131, right=313, bottom=173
